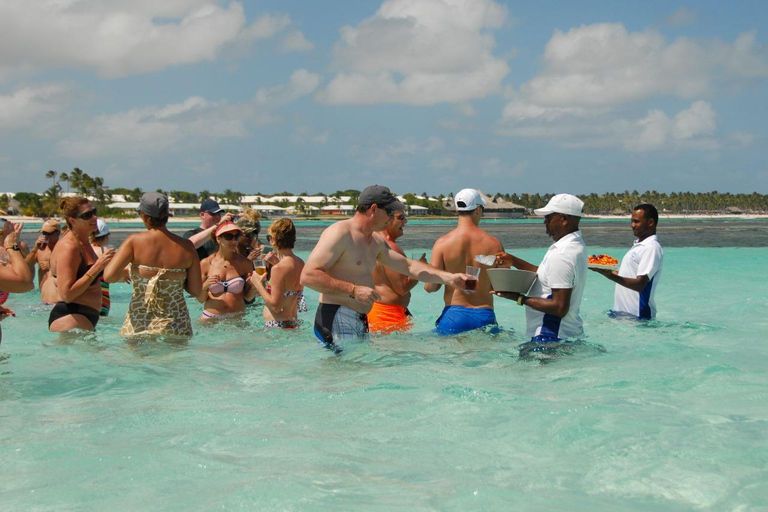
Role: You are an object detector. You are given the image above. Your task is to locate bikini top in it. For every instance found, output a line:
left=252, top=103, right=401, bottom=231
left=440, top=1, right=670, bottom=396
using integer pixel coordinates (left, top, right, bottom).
left=265, top=282, right=307, bottom=312
left=209, top=275, right=247, bottom=296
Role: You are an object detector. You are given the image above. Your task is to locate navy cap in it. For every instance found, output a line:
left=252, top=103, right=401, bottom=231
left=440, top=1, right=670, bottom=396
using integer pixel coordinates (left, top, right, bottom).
left=200, top=198, right=224, bottom=214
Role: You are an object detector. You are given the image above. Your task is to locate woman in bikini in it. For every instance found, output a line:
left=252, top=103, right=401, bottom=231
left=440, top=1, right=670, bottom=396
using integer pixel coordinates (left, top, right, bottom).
left=250, top=218, right=307, bottom=328
left=1, top=219, right=34, bottom=342
left=198, top=222, right=257, bottom=321
left=48, top=197, right=115, bottom=332
left=103, top=192, right=202, bottom=338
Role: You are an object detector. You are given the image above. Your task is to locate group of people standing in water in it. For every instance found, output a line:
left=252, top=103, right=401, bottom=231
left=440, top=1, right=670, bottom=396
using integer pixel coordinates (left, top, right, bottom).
left=0, top=184, right=663, bottom=353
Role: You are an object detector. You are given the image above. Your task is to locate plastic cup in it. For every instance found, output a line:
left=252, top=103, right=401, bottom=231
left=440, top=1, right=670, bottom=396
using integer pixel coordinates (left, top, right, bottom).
left=466, top=265, right=480, bottom=291
left=253, top=260, right=266, bottom=275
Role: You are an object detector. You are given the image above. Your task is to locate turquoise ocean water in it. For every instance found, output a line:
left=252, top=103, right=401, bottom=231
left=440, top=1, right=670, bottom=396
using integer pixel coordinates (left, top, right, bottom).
left=1, top=220, right=767, bottom=510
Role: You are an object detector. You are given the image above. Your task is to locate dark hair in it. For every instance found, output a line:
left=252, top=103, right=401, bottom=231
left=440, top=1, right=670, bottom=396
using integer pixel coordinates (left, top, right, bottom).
left=634, top=203, right=659, bottom=224
left=356, top=203, right=372, bottom=214
left=269, top=218, right=296, bottom=249
left=147, top=215, right=169, bottom=228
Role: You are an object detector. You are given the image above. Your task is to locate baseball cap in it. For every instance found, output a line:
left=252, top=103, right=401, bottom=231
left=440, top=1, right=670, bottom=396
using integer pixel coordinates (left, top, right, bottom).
left=358, top=185, right=405, bottom=211
left=533, top=194, right=585, bottom=217
left=39, top=219, right=62, bottom=233
left=95, top=218, right=110, bottom=237
left=138, top=192, right=171, bottom=218
left=200, top=198, right=224, bottom=214
left=214, top=222, right=242, bottom=238
left=454, top=189, right=487, bottom=212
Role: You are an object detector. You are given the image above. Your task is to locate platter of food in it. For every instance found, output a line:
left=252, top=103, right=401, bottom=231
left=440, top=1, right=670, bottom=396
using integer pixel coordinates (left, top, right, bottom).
left=487, top=269, right=538, bottom=294
left=588, top=254, right=619, bottom=271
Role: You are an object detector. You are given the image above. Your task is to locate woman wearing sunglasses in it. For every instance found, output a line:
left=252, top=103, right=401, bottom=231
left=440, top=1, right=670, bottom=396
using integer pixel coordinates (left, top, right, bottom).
left=250, top=218, right=307, bottom=328
left=48, top=197, right=115, bottom=332
left=197, top=222, right=258, bottom=321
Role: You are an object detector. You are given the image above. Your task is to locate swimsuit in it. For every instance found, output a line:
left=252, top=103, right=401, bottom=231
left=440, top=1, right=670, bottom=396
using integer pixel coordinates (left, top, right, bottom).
left=367, top=302, right=412, bottom=333
left=261, top=282, right=307, bottom=328
left=121, top=265, right=193, bottom=337
left=0, top=291, right=8, bottom=305
left=265, top=319, right=300, bottom=329
left=48, top=248, right=102, bottom=329
left=208, top=275, right=246, bottom=296
left=48, top=302, right=100, bottom=328
left=201, top=310, right=245, bottom=321
left=434, top=305, right=498, bottom=335
left=314, top=303, right=369, bottom=351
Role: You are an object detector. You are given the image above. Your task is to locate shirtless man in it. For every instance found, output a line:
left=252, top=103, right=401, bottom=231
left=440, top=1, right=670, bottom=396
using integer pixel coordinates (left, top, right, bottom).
left=425, top=189, right=504, bottom=334
left=301, top=185, right=470, bottom=351
left=367, top=209, right=423, bottom=333
left=25, top=219, right=61, bottom=304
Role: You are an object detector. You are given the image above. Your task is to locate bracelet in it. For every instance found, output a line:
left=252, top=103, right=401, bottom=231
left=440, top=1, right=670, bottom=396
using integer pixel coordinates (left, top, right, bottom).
left=85, top=272, right=96, bottom=280
left=349, top=284, right=356, bottom=298
left=517, top=295, right=527, bottom=306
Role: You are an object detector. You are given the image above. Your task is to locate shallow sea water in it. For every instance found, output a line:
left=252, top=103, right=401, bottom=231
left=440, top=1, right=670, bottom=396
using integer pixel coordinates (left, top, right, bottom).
left=2, top=220, right=767, bottom=510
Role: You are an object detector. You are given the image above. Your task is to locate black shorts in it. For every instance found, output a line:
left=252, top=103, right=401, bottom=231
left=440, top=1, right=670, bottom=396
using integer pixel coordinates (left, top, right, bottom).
left=48, top=302, right=100, bottom=329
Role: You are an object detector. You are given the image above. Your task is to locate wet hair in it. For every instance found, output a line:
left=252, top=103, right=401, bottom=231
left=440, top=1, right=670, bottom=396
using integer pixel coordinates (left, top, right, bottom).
left=59, top=197, right=90, bottom=228
left=634, top=203, right=659, bottom=224
left=269, top=218, right=296, bottom=249
left=236, top=208, right=261, bottom=237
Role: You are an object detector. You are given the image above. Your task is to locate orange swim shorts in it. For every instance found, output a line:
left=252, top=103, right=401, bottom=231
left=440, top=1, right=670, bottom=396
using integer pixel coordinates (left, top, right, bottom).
left=367, top=302, right=412, bottom=333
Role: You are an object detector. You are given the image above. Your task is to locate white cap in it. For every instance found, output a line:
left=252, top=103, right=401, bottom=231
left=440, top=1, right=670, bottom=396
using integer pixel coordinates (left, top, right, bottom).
left=454, top=189, right=487, bottom=212
left=95, top=218, right=110, bottom=237
left=533, top=194, right=585, bottom=217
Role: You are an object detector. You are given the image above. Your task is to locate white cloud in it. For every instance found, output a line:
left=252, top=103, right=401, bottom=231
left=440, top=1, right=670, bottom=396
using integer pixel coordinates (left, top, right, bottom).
left=317, top=0, right=510, bottom=105
left=520, top=23, right=768, bottom=107
left=56, top=70, right=321, bottom=157
left=279, top=30, right=314, bottom=53
left=0, top=2, right=305, bottom=79
left=0, top=84, right=71, bottom=128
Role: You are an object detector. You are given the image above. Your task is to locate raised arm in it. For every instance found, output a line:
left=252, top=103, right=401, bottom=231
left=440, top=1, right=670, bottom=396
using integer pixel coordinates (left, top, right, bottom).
left=379, top=243, right=467, bottom=291
left=0, top=223, right=33, bottom=292
left=104, top=236, right=134, bottom=283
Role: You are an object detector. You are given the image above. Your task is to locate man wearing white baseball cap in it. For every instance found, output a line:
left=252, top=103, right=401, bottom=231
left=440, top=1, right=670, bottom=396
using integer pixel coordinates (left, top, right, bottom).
left=425, top=188, right=504, bottom=334
left=494, top=194, right=588, bottom=350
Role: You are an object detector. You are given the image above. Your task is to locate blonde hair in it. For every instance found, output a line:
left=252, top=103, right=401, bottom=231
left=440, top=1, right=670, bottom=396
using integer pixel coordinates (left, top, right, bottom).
left=269, top=218, right=296, bottom=249
left=236, top=208, right=261, bottom=236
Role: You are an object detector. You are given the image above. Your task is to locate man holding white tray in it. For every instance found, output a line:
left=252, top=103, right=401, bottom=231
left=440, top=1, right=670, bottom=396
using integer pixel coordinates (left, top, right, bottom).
left=591, top=203, right=663, bottom=320
left=494, top=194, right=587, bottom=344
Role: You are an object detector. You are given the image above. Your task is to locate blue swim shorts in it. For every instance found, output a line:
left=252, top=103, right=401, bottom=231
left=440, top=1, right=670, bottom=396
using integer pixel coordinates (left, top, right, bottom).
left=434, top=306, right=498, bottom=335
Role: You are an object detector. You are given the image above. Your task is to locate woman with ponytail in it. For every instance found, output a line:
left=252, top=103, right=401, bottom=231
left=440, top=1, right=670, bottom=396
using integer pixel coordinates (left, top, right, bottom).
left=48, top=197, right=114, bottom=332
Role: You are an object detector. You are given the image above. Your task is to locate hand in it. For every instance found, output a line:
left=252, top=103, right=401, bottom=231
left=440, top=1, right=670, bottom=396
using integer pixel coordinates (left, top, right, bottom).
left=494, top=251, right=513, bottom=268
left=447, top=273, right=471, bottom=292
left=493, top=291, right=521, bottom=302
left=589, top=267, right=616, bottom=278
left=39, top=260, right=51, bottom=273
left=3, top=222, right=22, bottom=248
left=418, top=253, right=427, bottom=262
left=263, top=252, right=279, bottom=266
left=246, top=246, right=263, bottom=261
left=0, top=305, right=16, bottom=321
left=204, top=273, right=221, bottom=291
left=91, top=247, right=115, bottom=272
left=351, top=285, right=380, bottom=306
left=35, top=235, right=48, bottom=248
left=219, top=212, right=234, bottom=224
left=249, top=271, right=267, bottom=288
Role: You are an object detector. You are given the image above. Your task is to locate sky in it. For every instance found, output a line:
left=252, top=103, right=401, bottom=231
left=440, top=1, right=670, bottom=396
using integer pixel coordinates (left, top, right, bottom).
left=0, top=0, right=766, bottom=196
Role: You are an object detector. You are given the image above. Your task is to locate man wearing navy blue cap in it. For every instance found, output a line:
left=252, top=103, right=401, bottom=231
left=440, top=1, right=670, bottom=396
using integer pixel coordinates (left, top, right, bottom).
left=183, top=198, right=233, bottom=260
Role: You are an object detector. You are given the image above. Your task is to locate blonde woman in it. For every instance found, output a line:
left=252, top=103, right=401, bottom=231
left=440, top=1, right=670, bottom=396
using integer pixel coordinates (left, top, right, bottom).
left=250, top=218, right=306, bottom=328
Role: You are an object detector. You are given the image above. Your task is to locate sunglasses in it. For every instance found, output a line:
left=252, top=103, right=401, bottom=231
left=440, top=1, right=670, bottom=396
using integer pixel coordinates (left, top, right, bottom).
left=266, top=234, right=273, bottom=243
left=219, top=232, right=241, bottom=241
left=77, top=209, right=98, bottom=220
left=393, top=213, right=407, bottom=221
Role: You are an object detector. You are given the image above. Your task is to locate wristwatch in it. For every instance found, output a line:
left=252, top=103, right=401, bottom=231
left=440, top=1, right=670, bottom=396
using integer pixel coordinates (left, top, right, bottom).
left=517, top=295, right=527, bottom=306
left=7, top=244, right=21, bottom=251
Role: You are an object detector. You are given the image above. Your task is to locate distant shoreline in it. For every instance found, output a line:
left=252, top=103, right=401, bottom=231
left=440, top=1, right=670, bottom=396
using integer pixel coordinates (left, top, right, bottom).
left=5, top=213, right=768, bottom=224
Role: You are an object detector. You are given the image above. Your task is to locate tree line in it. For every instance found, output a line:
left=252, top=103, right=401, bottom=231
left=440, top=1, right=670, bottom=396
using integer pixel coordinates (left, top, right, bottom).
left=0, top=169, right=766, bottom=217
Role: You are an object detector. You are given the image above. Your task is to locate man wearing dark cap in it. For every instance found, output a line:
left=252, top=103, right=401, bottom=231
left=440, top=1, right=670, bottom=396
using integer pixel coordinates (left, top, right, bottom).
left=301, top=184, right=471, bottom=352
left=183, top=198, right=233, bottom=261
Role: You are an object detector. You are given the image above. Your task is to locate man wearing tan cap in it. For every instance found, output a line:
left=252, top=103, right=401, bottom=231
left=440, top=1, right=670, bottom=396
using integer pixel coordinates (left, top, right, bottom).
left=26, top=219, right=62, bottom=304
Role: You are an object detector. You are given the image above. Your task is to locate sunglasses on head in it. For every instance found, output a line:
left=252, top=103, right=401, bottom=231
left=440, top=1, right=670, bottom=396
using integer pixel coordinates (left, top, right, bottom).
left=219, top=232, right=240, bottom=241
left=77, top=209, right=98, bottom=220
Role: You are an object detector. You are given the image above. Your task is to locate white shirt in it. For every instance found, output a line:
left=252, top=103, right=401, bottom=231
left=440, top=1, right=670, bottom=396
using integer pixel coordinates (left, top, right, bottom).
left=613, top=234, right=663, bottom=319
left=525, top=230, right=587, bottom=339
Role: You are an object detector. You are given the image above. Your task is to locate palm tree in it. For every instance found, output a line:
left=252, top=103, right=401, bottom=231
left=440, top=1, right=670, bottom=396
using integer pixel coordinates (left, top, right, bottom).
left=59, top=172, right=69, bottom=195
